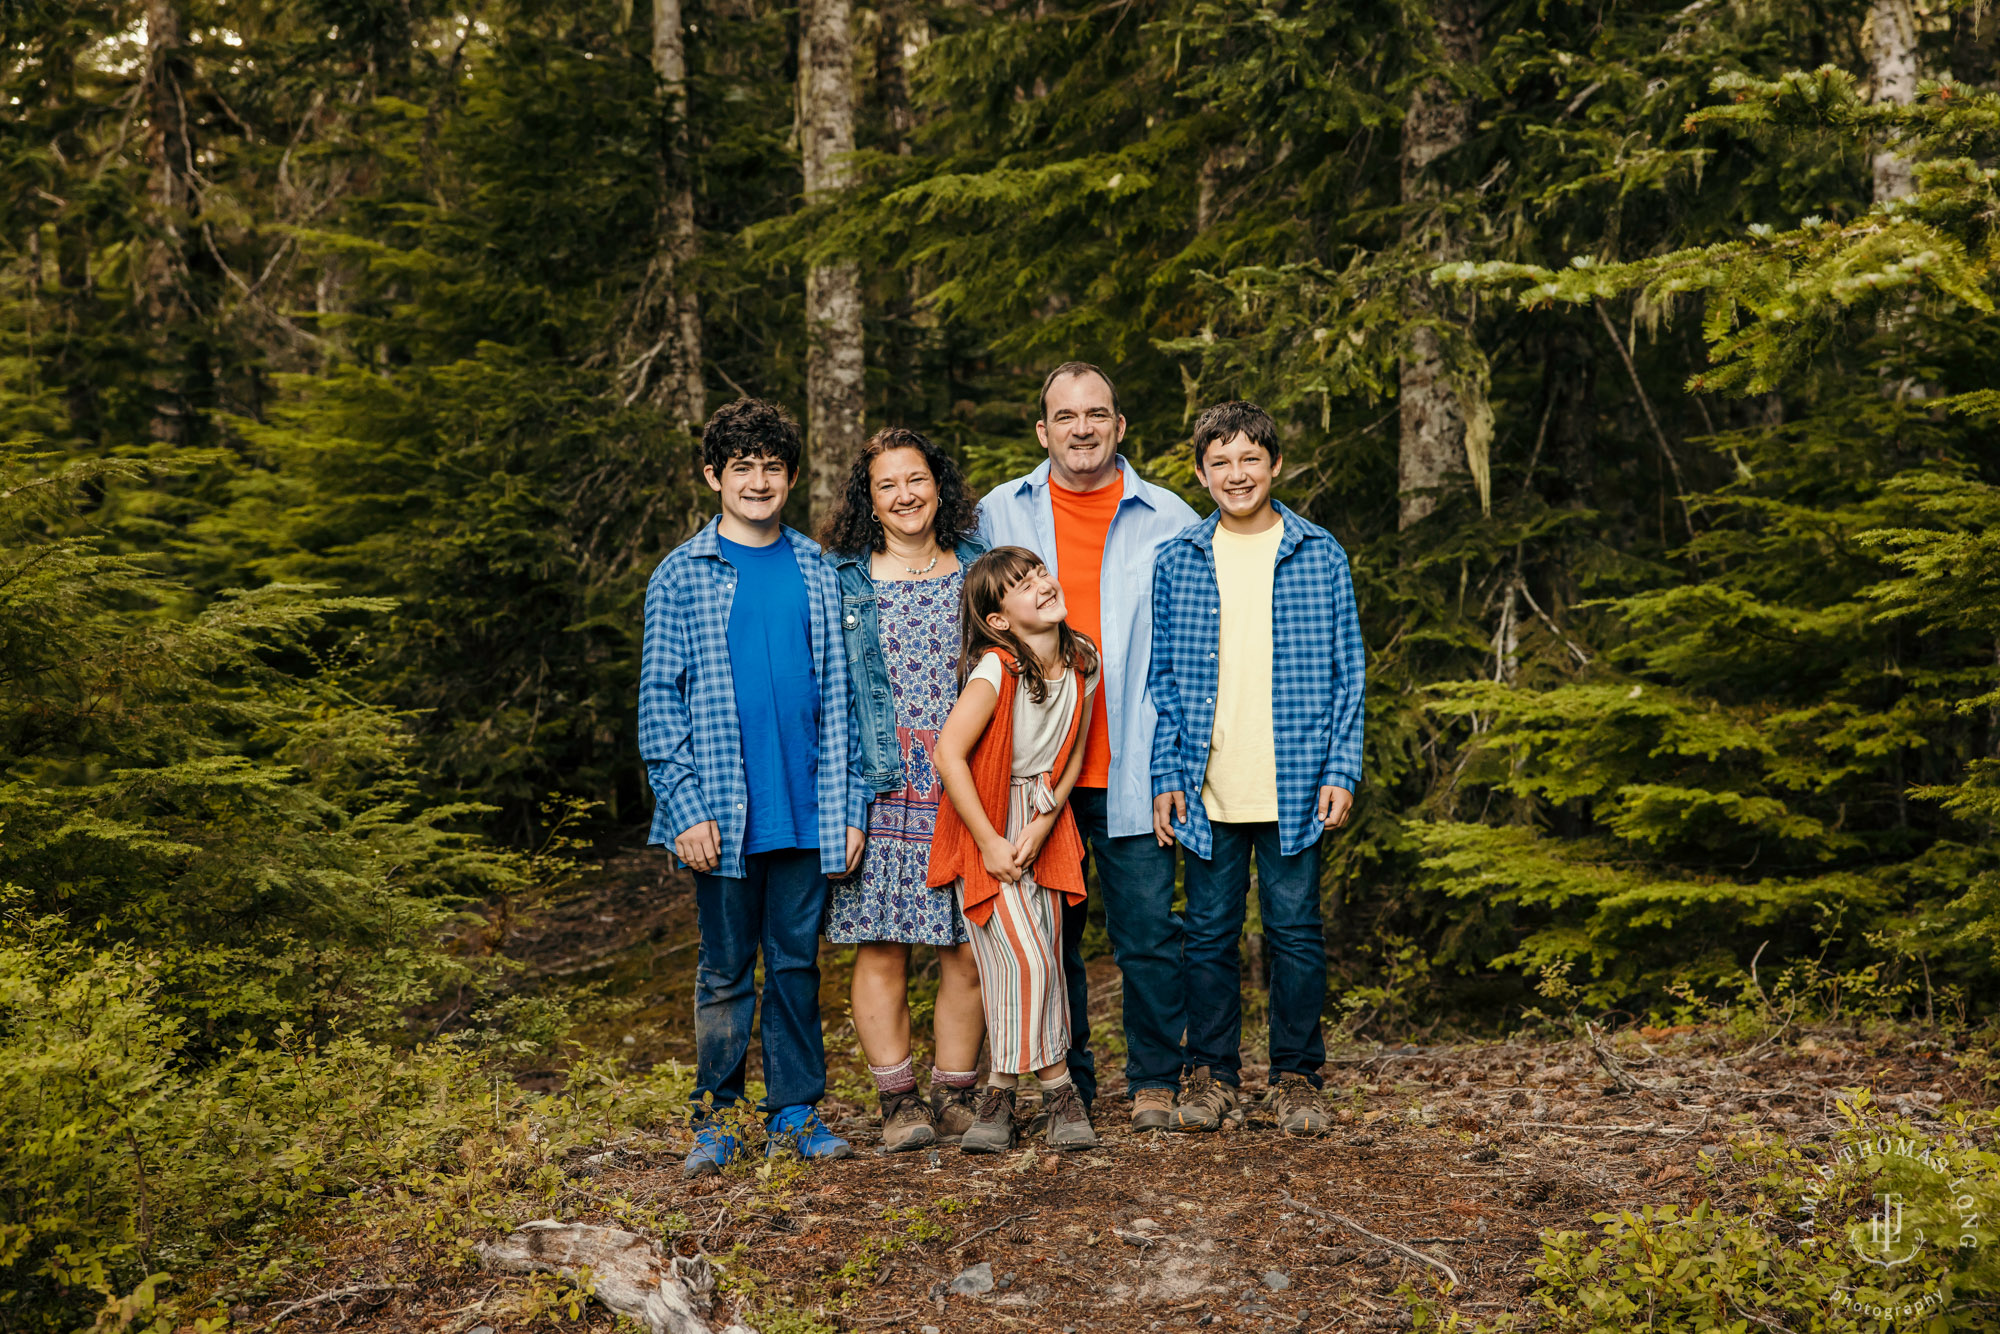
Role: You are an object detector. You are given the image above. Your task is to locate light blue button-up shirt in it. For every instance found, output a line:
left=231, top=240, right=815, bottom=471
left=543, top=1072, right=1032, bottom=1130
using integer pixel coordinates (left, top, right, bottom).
left=976, top=456, right=1200, bottom=839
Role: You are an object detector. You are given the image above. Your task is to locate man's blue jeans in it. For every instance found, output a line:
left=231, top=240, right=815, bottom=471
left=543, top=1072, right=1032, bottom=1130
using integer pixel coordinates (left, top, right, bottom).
left=690, top=848, right=829, bottom=1114
left=1070, top=787, right=1185, bottom=1100
left=1182, top=821, right=1326, bottom=1089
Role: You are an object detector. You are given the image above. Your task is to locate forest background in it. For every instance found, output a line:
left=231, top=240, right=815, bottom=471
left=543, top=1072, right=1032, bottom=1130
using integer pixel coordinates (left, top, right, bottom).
left=6, top=0, right=2000, bottom=1328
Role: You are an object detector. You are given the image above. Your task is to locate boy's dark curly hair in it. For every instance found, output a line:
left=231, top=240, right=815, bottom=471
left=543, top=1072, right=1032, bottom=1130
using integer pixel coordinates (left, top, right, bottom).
left=817, top=426, right=980, bottom=556
left=702, top=397, right=803, bottom=477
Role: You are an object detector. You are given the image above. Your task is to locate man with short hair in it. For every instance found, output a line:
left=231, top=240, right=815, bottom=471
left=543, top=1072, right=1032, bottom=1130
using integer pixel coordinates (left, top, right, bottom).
left=639, top=397, right=870, bottom=1176
left=976, top=362, right=1200, bottom=1132
left=1148, top=399, right=1365, bottom=1136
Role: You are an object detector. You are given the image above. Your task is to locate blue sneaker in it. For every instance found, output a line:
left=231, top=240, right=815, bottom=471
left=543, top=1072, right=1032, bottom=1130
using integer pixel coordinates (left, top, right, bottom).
left=764, top=1104, right=853, bottom=1162
left=682, top=1118, right=745, bottom=1179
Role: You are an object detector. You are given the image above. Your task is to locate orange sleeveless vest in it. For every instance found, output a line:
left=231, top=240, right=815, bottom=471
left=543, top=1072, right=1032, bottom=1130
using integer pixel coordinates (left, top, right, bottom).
left=925, top=649, right=1088, bottom=927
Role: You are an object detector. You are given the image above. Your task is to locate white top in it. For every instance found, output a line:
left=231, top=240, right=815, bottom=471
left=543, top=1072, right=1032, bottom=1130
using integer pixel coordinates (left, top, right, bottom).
left=968, top=651, right=1101, bottom=778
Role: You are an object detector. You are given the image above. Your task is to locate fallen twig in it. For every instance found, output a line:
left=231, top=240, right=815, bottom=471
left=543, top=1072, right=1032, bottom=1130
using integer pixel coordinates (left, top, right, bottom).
left=953, top=1211, right=1039, bottom=1252
left=1280, top=1191, right=1461, bottom=1289
left=261, top=1285, right=410, bottom=1330
left=1512, top=1120, right=1675, bottom=1136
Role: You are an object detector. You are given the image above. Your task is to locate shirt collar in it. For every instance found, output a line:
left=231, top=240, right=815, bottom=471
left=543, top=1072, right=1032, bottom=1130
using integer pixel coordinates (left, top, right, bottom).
left=1015, top=454, right=1154, bottom=509
left=1178, top=499, right=1316, bottom=553
left=689, top=516, right=822, bottom=561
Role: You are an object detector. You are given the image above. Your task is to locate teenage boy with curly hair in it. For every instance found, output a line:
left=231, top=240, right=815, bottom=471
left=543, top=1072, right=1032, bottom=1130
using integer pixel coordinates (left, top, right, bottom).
left=639, top=397, right=870, bottom=1176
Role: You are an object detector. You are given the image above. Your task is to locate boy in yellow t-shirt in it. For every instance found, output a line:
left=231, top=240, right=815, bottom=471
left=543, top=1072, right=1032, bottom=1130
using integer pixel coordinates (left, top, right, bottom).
left=1146, top=401, right=1367, bottom=1138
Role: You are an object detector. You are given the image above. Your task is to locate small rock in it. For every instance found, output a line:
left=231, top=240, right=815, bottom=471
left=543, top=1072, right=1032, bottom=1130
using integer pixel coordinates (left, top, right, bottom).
left=949, top=1262, right=995, bottom=1296
left=1129, top=1216, right=1162, bottom=1231
left=470, top=1327, right=496, bottom=1334
left=1197, top=1316, right=1217, bottom=1327
left=1261, top=1270, right=1291, bottom=1291
left=923, top=1326, right=941, bottom=1334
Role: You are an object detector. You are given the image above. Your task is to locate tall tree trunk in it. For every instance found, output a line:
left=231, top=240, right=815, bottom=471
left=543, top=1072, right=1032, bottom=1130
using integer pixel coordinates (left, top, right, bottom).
left=621, top=0, right=706, bottom=432
left=143, top=0, right=192, bottom=446
left=802, top=0, right=865, bottom=526
left=1869, top=0, right=1920, bottom=203
left=1397, top=0, right=1484, bottom=531
left=874, top=0, right=913, bottom=156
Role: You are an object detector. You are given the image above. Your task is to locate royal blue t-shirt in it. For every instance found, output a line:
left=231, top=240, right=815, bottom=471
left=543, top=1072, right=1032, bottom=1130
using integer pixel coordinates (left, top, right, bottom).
left=719, top=534, right=820, bottom=855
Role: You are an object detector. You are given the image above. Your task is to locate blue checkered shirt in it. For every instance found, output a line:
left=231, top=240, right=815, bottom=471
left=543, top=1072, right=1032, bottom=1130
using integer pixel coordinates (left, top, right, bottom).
left=639, top=518, right=869, bottom=879
left=1148, top=501, right=1366, bottom=860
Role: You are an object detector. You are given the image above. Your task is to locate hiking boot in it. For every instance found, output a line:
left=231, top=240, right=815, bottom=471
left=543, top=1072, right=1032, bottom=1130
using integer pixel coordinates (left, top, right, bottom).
left=1169, top=1067, right=1242, bottom=1133
left=959, top=1084, right=1018, bottom=1154
left=1130, top=1087, right=1176, bottom=1132
left=1042, top=1083, right=1099, bottom=1150
left=764, top=1105, right=853, bottom=1163
left=682, top=1119, right=744, bottom=1178
left=931, top=1083, right=979, bottom=1141
left=880, top=1089, right=937, bottom=1153
left=1268, top=1073, right=1332, bottom=1136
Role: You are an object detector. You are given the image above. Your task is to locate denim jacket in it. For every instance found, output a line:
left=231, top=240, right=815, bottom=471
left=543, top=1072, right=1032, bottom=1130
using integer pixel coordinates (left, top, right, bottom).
left=830, top=535, right=989, bottom=793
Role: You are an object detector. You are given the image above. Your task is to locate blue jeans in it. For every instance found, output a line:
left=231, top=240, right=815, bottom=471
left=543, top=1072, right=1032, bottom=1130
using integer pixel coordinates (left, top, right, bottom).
left=1182, top=821, right=1325, bottom=1089
left=1071, top=787, right=1185, bottom=1099
left=691, top=848, right=829, bottom=1114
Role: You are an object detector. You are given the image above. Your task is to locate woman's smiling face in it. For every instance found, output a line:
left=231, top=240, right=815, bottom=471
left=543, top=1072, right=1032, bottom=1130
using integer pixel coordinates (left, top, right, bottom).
left=869, top=446, right=939, bottom=543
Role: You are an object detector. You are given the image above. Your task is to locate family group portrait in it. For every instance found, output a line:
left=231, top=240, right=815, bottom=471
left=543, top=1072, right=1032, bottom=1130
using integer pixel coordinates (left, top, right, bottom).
left=6, top=2, right=2000, bottom=1333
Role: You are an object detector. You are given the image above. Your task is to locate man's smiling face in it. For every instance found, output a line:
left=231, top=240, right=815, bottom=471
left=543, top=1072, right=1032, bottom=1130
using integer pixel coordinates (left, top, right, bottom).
left=1035, top=370, right=1125, bottom=488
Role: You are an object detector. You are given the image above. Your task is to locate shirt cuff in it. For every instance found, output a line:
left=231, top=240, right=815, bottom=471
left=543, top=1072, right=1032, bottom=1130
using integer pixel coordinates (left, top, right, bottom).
left=1152, top=769, right=1186, bottom=799
left=1319, top=770, right=1360, bottom=793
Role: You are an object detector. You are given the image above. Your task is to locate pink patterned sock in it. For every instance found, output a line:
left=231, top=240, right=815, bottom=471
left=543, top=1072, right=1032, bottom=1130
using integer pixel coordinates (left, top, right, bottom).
left=869, top=1056, right=917, bottom=1095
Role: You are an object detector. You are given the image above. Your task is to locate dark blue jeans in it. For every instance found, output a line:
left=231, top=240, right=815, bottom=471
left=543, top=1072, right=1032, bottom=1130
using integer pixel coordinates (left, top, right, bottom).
left=1071, top=787, right=1186, bottom=1099
left=1182, top=821, right=1326, bottom=1089
left=690, top=848, right=829, bottom=1114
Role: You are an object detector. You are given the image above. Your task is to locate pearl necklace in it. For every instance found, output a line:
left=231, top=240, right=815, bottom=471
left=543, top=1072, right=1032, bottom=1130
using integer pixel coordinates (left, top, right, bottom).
left=900, top=550, right=941, bottom=577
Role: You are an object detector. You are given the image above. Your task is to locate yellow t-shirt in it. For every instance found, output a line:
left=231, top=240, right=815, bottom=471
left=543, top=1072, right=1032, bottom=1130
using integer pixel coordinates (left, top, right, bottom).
left=1199, top=519, right=1283, bottom=822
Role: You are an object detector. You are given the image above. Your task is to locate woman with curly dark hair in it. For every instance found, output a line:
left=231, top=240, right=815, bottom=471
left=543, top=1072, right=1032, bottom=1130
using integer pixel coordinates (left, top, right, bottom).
left=821, top=427, right=988, bottom=1153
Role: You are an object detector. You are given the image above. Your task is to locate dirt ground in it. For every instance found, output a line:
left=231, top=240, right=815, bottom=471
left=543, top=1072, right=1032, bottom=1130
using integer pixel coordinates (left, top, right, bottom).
left=240, top=848, right=1993, bottom=1334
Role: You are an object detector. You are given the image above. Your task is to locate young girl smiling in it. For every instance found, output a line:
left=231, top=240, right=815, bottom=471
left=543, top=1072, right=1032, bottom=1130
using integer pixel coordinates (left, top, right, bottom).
left=927, top=547, right=1101, bottom=1152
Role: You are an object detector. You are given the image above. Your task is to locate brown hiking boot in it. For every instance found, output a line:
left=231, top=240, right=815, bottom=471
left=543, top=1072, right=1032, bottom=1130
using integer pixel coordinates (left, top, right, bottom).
left=931, top=1082, right=978, bottom=1141
left=1042, top=1083, right=1099, bottom=1150
left=1268, top=1073, right=1331, bottom=1136
left=1169, top=1067, right=1242, bottom=1132
left=880, top=1088, right=937, bottom=1153
left=1131, top=1087, right=1175, bottom=1131
left=960, top=1084, right=1018, bottom=1154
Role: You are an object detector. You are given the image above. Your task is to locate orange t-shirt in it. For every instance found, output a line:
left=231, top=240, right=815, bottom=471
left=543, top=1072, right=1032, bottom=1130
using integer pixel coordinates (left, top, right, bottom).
left=1048, top=477, right=1122, bottom=789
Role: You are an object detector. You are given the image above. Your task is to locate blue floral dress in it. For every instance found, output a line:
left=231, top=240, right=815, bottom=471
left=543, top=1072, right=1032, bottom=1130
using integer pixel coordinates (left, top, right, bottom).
left=826, top=570, right=969, bottom=946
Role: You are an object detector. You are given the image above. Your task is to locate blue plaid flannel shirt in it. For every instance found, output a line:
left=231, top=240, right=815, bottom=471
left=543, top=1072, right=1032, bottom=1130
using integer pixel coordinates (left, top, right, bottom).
left=1148, top=501, right=1366, bottom=860
left=638, top=518, right=869, bottom=880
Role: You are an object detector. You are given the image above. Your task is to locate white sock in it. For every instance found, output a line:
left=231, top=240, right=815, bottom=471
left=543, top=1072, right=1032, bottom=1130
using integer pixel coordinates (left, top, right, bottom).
left=1039, top=1070, right=1073, bottom=1093
left=986, top=1071, right=1019, bottom=1089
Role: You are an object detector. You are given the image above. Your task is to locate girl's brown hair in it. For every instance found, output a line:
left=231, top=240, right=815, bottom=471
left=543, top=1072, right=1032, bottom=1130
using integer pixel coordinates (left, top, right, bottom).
left=959, top=546, right=1100, bottom=704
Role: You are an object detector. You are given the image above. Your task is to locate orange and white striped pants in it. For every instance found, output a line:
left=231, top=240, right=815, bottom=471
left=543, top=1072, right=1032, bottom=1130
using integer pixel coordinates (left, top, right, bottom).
left=956, top=776, right=1071, bottom=1075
